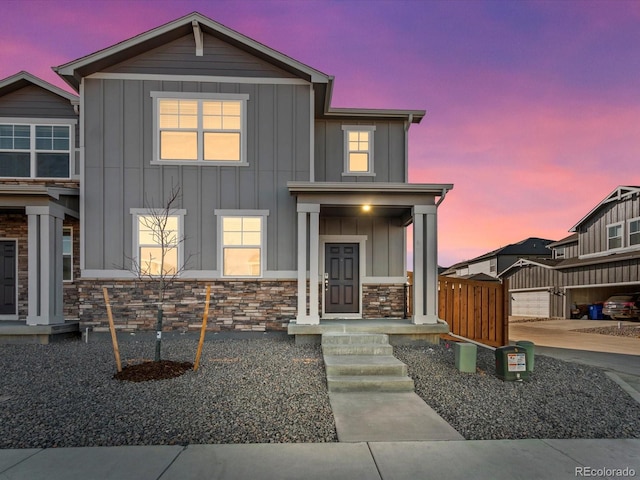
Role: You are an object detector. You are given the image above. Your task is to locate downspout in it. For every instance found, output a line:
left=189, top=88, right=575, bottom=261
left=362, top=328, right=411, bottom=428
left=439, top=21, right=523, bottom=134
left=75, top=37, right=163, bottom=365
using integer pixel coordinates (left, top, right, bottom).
left=404, top=114, right=413, bottom=182
left=436, top=187, right=449, bottom=207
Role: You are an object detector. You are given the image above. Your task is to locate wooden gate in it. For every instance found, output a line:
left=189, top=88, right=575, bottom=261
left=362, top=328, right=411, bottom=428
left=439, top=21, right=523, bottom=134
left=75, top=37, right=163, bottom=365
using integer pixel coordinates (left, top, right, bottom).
left=438, top=276, right=509, bottom=347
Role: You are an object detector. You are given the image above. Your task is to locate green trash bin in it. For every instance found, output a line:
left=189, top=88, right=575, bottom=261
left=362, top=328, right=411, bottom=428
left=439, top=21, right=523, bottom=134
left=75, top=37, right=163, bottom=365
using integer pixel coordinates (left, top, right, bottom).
left=515, top=340, right=535, bottom=372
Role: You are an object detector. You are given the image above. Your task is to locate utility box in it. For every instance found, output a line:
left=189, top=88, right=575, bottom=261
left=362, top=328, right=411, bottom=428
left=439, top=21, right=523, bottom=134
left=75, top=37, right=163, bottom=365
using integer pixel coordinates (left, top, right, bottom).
left=515, top=340, right=535, bottom=372
left=495, top=346, right=529, bottom=381
left=454, top=342, right=477, bottom=373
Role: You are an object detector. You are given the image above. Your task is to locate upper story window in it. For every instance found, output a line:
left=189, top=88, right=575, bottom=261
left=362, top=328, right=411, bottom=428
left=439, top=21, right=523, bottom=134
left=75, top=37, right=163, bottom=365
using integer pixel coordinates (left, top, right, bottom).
left=215, top=210, right=268, bottom=278
left=607, top=222, right=623, bottom=250
left=151, top=92, right=248, bottom=165
left=489, top=258, right=497, bottom=273
left=629, top=218, right=640, bottom=247
left=0, top=123, right=72, bottom=178
left=554, top=247, right=565, bottom=259
left=342, top=125, right=376, bottom=176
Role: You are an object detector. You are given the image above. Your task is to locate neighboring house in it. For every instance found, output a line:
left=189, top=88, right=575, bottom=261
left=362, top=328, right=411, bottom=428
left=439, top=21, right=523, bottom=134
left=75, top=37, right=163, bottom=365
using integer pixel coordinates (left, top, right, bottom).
left=501, top=186, right=640, bottom=318
left=441, top=237, right=554, bottom=280
left=3, top=11, right=453, bottom=332
left=0, top=71, right=80, bottom=325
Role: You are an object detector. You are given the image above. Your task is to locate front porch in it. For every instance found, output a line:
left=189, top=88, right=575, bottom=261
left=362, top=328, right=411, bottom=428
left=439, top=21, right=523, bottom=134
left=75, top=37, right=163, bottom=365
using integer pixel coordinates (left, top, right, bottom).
left=288, top=318, right=449, bottom=345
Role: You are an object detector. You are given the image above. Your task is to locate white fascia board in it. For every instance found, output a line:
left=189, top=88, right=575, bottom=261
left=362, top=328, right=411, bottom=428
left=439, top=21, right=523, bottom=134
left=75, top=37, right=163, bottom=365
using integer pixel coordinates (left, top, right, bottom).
left=570, top=185, right=640, bottom=232
left=287, top=181, right=453, bottom=195
left=0, top=71, right=79, bottom=102
left=55, top=12, right=331, bottom=85
left=324, top=107, right=425, bottom=123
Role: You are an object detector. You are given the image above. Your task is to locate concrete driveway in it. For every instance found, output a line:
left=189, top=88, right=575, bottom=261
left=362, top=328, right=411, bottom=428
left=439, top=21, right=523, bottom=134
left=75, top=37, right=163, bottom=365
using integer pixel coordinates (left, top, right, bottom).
left=509, top=319, right=640, bottom=355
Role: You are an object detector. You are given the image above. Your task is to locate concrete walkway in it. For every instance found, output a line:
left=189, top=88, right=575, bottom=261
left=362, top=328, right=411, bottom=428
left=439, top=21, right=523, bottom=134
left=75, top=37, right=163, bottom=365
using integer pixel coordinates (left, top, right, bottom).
left=329, top=392, right=464, bottom=442
left=1, top=439, right=638, bottom=480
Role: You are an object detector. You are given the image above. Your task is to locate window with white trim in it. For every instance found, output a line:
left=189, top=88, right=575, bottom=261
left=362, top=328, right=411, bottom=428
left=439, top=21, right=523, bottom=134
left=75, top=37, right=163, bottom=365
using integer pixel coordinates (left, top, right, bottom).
left=0, top=123, right=72, bottom=178
left=489, top=258, right=497, bottom=273
left=63, top=227, right=73, bottom=281
left=342, top=125, right=375, bottom=176
left=132, top=209, right=185, bottom=276
left=554, top=247, right=565, bottom=259
left=607, top=222, right=623, bottom=250
left=151, top=92, right=248, bottom=164
left=629, top=218, right=640, bottom=247
left=216, top=211, right=268, bottom=277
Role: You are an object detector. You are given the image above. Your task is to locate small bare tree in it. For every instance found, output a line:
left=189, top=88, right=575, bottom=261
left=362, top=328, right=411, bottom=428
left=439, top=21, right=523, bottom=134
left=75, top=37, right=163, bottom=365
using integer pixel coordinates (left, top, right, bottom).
left=128, top=186, right=192, bottom=361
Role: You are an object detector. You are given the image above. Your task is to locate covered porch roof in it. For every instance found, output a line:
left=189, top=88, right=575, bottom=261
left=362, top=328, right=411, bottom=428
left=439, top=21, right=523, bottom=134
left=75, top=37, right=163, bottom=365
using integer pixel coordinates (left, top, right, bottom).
left=0, top=184, right=79, bottom=218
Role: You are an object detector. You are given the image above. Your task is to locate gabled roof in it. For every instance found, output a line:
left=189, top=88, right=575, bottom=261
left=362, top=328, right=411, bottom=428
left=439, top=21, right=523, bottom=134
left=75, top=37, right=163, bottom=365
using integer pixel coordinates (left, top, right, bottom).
left=53, top=12, right=424, bottom=124
left=570, top=186, right=640, bottom=232
left=456, top=237, right=554, bottom=266
left=54, top=12, right=331, bottom=90
left=547, top=233, right=578, bottom=248
left=0, top=71, right=78, bottom=105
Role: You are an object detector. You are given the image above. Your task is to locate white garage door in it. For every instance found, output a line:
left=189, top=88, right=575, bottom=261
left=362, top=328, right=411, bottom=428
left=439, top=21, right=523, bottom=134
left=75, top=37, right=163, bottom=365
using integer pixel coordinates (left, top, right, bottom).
left=511, top=291, right=550, bottom=317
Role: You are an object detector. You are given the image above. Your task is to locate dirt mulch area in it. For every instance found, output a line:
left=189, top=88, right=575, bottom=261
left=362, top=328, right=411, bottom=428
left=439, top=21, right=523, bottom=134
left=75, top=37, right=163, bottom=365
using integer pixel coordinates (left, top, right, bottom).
left=113, top=360, right=193, bottom=382
left=572, top=325, right=640, bottom=338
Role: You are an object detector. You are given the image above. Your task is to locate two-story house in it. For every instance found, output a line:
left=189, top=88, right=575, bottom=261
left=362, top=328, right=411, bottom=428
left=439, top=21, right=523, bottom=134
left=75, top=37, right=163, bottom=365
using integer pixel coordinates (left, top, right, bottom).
left=3, top=12, right=453, bottom=335
left=501, top=186, right=640, bottom=318
left=0, top=71, right=80, bottom=334
left=441, top=237, right=554, bottom=280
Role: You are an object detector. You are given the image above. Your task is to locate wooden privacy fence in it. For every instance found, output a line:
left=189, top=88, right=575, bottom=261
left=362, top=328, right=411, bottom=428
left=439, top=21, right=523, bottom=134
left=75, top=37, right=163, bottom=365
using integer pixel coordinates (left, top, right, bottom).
left=438, top=276, right=509, bottom=347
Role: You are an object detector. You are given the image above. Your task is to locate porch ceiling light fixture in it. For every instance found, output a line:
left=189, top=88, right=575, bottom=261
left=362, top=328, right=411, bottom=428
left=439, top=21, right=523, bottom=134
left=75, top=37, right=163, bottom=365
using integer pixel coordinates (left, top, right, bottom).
left=362, top=204, right=371, bottom=212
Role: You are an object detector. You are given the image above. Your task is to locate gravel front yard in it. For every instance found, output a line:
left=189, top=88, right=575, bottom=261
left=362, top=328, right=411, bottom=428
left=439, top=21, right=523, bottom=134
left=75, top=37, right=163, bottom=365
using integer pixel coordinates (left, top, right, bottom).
left=1, top=332, right=639, bottom=448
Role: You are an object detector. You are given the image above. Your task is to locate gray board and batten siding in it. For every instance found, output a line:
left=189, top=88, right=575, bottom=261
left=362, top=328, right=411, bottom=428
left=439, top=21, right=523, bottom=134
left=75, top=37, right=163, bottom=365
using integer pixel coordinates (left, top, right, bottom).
left=83, top=77, right=311, bottom=273
left=314, top=120, right=408, bottom=183
left=102, top=33, right=300, bottom=79
left=577, top=193, right=640, bottom=256
left=0, top=84, right=79, bottom=151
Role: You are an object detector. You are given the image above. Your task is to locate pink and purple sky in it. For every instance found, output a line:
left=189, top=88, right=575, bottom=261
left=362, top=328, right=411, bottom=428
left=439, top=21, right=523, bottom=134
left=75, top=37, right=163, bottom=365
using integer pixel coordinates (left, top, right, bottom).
left=2, top=0, right=639, bottom=267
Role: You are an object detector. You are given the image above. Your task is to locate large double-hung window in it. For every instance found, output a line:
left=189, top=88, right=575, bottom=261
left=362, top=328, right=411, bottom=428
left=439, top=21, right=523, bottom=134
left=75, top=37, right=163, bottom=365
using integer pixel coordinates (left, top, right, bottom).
left=0, top=123, right=72, bottom=178
left=215, top=210, right=268, bottom=277
left=151, top=92, right=248, bottom=165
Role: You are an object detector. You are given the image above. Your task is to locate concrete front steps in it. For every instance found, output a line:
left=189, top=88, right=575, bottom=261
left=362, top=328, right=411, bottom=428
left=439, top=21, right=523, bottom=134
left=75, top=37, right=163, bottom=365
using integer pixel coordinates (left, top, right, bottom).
left=322, top=333, right=414, bottom=393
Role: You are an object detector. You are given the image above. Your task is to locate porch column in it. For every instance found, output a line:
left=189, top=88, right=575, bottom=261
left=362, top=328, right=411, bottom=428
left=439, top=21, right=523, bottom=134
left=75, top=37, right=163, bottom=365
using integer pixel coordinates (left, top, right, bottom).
left=26, top=205, right=65, bottom=325
left=296, top=203, right=320, bottom=324
left=412, top=205, right=438, bottom=324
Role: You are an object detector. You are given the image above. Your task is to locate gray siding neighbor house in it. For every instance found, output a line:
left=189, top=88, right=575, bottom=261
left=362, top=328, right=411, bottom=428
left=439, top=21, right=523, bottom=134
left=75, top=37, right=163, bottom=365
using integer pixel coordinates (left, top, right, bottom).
left=441, top=237, right=554, bottom=280
left=501, top=186, right=640, bottom=318
left=0, top=71, right=80, bottom=326
left=26, top=12, right=453, bottom=332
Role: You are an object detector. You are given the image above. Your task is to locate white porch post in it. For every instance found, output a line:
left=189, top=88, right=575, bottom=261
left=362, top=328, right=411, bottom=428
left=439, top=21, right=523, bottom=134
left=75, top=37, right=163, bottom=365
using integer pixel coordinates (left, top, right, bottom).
left=296, top=203, right=320, bottom=324
left=26, top=205, right=65, bottom=325
left=308, top=208, right=320, bottom=321
left=412, top=205, right=438, bottom=324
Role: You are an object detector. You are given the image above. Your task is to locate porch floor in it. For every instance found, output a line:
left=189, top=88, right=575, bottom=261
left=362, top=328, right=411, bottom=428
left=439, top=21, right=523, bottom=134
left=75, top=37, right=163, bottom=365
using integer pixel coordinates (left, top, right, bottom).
left=288, top=318, right=449, bottom=345
left=0, top=321, right=80, bottom=344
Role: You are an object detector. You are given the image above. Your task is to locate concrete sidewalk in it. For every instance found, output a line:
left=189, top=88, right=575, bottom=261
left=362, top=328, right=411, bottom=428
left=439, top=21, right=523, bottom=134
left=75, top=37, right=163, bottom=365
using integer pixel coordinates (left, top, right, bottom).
left=1, top=439, right=638, bottom=480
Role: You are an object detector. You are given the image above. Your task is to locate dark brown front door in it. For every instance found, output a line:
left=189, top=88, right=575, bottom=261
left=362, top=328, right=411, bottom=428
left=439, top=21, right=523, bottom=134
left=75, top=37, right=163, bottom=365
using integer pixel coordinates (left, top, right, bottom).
left=0, top=241, right=17, bottom=315
left=325, top=243, right=359, bottom=314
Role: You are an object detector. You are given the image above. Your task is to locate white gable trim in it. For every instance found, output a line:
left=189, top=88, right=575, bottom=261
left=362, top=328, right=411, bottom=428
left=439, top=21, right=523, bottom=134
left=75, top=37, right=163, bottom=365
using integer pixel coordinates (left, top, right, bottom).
left=87, top=72, right=310, bottom=86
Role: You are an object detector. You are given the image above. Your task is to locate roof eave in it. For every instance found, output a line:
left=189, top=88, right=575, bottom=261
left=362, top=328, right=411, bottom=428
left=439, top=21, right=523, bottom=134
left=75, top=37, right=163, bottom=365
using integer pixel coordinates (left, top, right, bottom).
left=0, top=71, right=79, bottom=104
left=54, top=12, right=331, bottom=90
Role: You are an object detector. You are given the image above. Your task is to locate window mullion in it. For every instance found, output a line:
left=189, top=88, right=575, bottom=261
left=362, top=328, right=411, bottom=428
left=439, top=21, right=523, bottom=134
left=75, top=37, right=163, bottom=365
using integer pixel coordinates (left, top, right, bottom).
left=30, top=125, right=36, bottom=178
